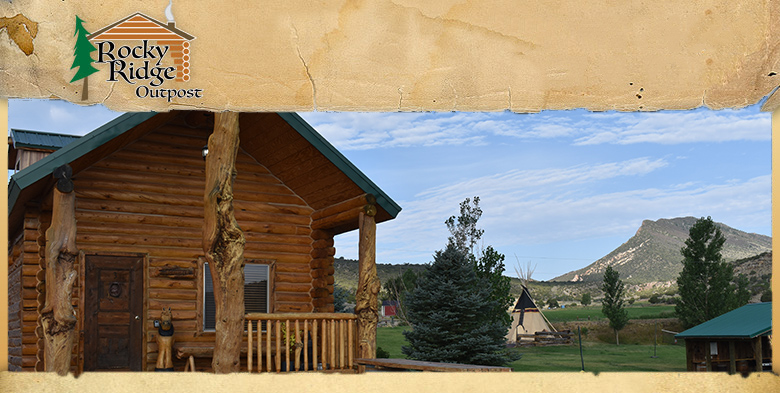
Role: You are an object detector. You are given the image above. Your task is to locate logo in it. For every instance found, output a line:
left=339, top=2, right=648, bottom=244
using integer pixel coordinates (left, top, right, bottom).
left=70, top=1, right=203, bottom=101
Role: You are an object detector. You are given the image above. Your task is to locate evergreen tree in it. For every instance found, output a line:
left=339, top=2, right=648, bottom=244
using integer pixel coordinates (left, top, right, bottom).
left=675, top=217, right=749, bottom=329
left=402, top=244, right=510, bottom=365
left=70, top=16, right=99, bottom=100
left=601, top=265, right=629, bottom=345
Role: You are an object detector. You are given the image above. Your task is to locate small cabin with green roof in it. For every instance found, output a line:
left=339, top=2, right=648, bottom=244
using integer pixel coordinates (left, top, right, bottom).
left=7, top=111, right=400, bottom=374
left=675, top=302, right=771, bottom=374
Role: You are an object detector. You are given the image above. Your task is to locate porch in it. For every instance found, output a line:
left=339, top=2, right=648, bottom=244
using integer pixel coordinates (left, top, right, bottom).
left=177, top=313, right=359, bottom=373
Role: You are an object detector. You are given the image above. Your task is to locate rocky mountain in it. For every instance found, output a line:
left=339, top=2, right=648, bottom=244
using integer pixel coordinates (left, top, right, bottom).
left=552, top=217, right=771, bottom=284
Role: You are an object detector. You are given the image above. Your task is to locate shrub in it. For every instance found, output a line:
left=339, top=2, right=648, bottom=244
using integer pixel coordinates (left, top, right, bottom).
left=648, top=294, right=662, bottom=304
left=376, top=346, right=391, bottom=358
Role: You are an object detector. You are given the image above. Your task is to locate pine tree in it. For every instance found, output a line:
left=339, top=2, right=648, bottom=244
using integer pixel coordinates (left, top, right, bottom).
left=601, top=265, right=628, bottom=345
left=402, top=244, right=510, bottom=366
left=676, top=217, right=749, bottom=329
left=70, top=16, right=99, bottom=100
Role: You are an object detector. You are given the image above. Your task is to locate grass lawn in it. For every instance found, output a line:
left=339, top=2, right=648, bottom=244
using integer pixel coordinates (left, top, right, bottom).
left=377, top=326, right=686, bottom=372
left=376, top=326, right=410, bottom=358
left=543, top=304, right=676, bottom=323
left=509, top=342, right=686, bottom=372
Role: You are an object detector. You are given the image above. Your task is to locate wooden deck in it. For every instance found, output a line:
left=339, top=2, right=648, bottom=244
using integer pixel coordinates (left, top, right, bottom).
left=355, top=358, right=511, bottom=372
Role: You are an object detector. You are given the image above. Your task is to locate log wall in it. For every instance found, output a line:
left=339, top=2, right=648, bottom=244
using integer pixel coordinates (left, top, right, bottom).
left=8, top=207, right=47, bottom=372
left=68, top=124, right=319, bottom=372
left=8, top=231, right=24, bottom=371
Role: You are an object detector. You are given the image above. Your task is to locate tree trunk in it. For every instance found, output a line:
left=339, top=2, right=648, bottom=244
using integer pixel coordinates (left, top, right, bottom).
left=203, top=112, right=245, bottom=373
left=41, top=165, right=78, bottom=375
left=615, top=329, right=620, bottom=346
left=355, top=208, right=379, bottom=359
left=81, top=76, right=89, bottom=101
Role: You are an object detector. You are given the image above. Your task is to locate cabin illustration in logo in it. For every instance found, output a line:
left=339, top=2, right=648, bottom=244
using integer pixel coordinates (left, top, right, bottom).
left=87, top=10, right=195, bottom=82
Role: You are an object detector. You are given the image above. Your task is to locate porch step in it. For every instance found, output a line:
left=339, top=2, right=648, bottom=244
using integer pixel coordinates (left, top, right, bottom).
left=355, top=358, right=511, bottom=372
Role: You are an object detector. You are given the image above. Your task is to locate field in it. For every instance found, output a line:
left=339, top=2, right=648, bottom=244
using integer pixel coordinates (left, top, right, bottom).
left=376, top=305, right=687, bottom=372
left=508, top=341, right=686, bottom=372
left=542, top=304, right=676, bottom=323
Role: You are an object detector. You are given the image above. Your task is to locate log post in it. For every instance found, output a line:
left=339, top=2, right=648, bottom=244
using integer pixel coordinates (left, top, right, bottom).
left=203, top=112, right=246, bottom=374
left=41, top=165, right=78, bottom=375
left=355, top=204, right=379, bottom=361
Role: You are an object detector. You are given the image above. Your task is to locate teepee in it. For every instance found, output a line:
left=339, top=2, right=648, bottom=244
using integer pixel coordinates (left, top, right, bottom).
left=506, top=260, right=555, bottom=344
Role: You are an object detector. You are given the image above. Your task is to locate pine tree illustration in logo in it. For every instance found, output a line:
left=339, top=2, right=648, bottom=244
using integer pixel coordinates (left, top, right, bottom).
left=70, top=16, right=98, bottom=100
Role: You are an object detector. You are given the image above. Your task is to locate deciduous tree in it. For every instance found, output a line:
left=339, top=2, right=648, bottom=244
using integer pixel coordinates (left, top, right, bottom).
left=581, top=293, right=592, bottom=306
left=675, top=217, right=749, bottom=329
left=601, top=265, right=628, bottom=345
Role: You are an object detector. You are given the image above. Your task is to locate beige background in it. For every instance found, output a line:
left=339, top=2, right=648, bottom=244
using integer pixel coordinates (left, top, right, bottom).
left=0, top=0, right=778, bottom=111
left=0, top=0, right=778, bottom=391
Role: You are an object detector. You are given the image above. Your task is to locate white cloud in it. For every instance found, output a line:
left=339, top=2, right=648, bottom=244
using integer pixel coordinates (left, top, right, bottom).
left=335, top=154, right=769, bottom=266
left=573, top=110, right=770, bottom=145
left=302, top=108, right=770, bottom=150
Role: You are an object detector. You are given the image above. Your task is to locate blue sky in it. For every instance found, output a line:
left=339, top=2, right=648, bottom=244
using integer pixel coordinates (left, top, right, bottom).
left=8, top=100, right=772, bottom=280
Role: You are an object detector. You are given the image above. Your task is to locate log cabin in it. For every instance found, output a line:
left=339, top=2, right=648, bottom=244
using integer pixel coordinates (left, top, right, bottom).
left=675, top=302, right=772, bottom=374
left=7, top=111, right=401, bottom=373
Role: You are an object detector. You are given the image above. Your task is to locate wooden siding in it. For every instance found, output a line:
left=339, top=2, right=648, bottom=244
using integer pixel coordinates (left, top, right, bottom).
left=68, top=123, right=318, bottom=372
left=238, top=113, right=367, bottom=213
left=8, top=231, right=24, bottom=371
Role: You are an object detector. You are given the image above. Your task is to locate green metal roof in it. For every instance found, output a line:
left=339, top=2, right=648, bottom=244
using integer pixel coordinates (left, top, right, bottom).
left=675, top=302, right=772, bottom=339
left=10, top=129, right=82, bottom=150
left=8, top=112, right=158, bottom=217
left=8, top=112, right=401, bottom=221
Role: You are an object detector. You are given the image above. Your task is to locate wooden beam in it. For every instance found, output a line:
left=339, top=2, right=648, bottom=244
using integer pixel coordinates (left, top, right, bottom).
left=311, top=204, right=376, bottom=230
left=754, top=337, right=763, bottom=372
left=203, top=112, right=246, bottom=374
left=311, top=194, right=375, bottom=221
left=729, top=341, right=736, bottom=374
left=355, top=211, right=379, bottom=359
left=40, top=165, right=78, bottom=375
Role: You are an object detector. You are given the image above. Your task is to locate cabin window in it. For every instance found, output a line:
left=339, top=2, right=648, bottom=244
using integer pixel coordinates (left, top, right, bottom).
left=203, top=262, right=270, bottom=331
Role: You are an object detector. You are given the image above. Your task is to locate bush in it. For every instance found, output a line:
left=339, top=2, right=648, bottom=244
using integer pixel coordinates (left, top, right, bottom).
left=547, top=299, right=560, bottom=308
left=760, top=290, right=772, bottom=302
left=376, top=346, right=391, bottom=358
left=628, top=298, right=636, bottom=305
left=648, top=294, right=662, bottom=304
left=581, top=293, right=592, bottom=306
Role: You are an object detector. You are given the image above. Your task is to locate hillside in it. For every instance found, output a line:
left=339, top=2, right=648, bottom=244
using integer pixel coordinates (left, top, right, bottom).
left=552, top=217, right=771, bottom=284
left=333, top=257, right=428, bottom=292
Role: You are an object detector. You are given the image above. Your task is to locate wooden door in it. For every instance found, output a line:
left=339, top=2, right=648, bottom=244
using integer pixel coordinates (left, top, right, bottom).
left=83, top=255, right=144, bottom=371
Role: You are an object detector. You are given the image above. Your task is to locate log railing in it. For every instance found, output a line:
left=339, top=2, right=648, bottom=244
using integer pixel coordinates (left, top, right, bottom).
left=244, top=313, right=358, bottom=372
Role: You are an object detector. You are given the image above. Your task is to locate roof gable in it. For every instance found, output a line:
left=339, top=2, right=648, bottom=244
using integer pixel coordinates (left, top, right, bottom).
left=10, top=129, right=81, bottom=151
left=88, top=12, right=195, bottom=41
left=8, top=111, right=400, bottom=234
left=676, top=302, right=772, bottom=339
